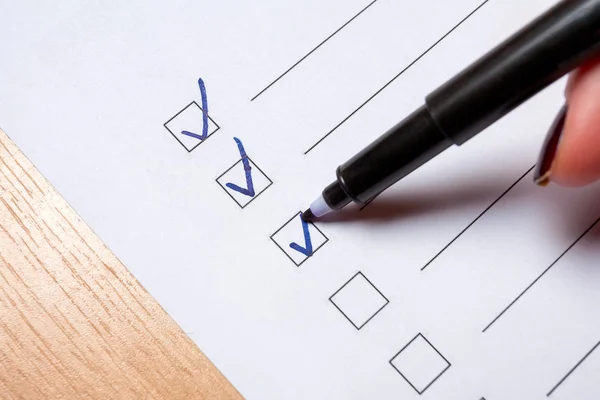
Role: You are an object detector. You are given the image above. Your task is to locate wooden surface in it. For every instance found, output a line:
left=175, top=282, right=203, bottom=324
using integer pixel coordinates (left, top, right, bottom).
left=0, top=128, right=242, bottom=399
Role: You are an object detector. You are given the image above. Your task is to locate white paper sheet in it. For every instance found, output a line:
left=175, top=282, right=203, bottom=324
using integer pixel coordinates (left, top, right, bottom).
left=2, top=1, right=600, bottom=399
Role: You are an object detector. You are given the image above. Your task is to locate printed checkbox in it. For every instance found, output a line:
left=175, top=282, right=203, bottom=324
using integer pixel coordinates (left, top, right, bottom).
left=164, top=101, right=219, bottom=152
left=389, top=333, right=451, bottom=395
left=329, top=272, right=389, bottom=330
left=216, top=157, right=272, bottom=208
left=270, top=212, right=328, bottom=267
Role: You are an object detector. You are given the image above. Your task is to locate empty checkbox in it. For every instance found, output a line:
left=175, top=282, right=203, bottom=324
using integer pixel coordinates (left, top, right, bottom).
left=164, top=101, right=219, bottom=152
left=216, top=157, right=272, bottom=208
left=330, top=272, right=389, bottom=330
left=390, top=333, right=450, bottom=395
left=270, top=212, right=328, bottom=267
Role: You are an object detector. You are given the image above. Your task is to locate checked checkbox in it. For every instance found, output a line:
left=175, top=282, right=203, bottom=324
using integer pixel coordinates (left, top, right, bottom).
left=216, top=137, right=272, bottom=208
left=164, top=78, right=219, bottom=152
left=164, top=101, right=219, bottom=152
left=270, top=212, right=328, bottom=267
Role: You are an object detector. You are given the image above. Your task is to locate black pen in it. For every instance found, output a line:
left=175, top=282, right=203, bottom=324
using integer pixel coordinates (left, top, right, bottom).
left=303, top=0, right=600, bottom=221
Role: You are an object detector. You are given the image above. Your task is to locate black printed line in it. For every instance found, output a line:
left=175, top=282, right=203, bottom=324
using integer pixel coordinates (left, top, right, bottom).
left=304, top=0, right=491, bottom=154
left=421, top=165, right=534, bottom=271
left=483, top=218, right=600, bottom=333
left=547, top=340, right=600, bottom=397
left=250, top=0, right=379, bottom=101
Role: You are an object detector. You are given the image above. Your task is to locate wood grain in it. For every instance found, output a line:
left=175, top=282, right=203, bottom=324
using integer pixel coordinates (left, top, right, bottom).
left=0, top=128, right=242, bottom=399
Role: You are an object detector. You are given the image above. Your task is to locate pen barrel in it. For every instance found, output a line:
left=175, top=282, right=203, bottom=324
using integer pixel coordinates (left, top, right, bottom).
left=426, top=0, right=600, bottom=145
left=336, top=106, right=451, bottom=203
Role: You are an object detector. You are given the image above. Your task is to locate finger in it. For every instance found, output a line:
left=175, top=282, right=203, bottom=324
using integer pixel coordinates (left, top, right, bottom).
left=534, top=57, right=600, bottom=187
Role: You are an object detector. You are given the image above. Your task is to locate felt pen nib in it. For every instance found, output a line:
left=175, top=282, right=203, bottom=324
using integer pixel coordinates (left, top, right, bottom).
left=304, top=194, right=335, bottom=220
left=301, top=208, right=316, bottom=222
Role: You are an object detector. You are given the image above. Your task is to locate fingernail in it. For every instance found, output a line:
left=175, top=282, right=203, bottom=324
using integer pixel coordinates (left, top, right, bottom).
left=533, top=104, right=568, bottom=186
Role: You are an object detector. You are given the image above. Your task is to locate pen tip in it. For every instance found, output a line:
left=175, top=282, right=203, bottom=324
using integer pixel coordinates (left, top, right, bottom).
left=301, top=208, right=316, bottom=222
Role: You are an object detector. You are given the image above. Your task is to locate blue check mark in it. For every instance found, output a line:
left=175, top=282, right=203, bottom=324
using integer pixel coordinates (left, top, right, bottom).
left=181, top=77, right=209, bottom=140
left=289, top=215, right=313, bottom=256
left=225, top=137, right=255, bottom=197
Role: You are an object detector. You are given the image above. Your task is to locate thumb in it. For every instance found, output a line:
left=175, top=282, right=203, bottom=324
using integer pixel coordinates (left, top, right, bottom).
left=534, top=56, right=600, bottom=187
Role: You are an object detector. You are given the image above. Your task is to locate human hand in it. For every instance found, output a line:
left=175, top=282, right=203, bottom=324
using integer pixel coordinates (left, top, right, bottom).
left=534, top=57, right=600, bottom=187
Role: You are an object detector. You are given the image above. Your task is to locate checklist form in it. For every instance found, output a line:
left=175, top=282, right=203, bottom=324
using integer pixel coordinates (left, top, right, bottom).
left=2, top=1, right=600, bottom=399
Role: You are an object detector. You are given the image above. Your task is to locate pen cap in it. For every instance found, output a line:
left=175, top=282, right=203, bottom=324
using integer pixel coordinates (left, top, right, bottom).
left=425, top=0, right=600, bottom=145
